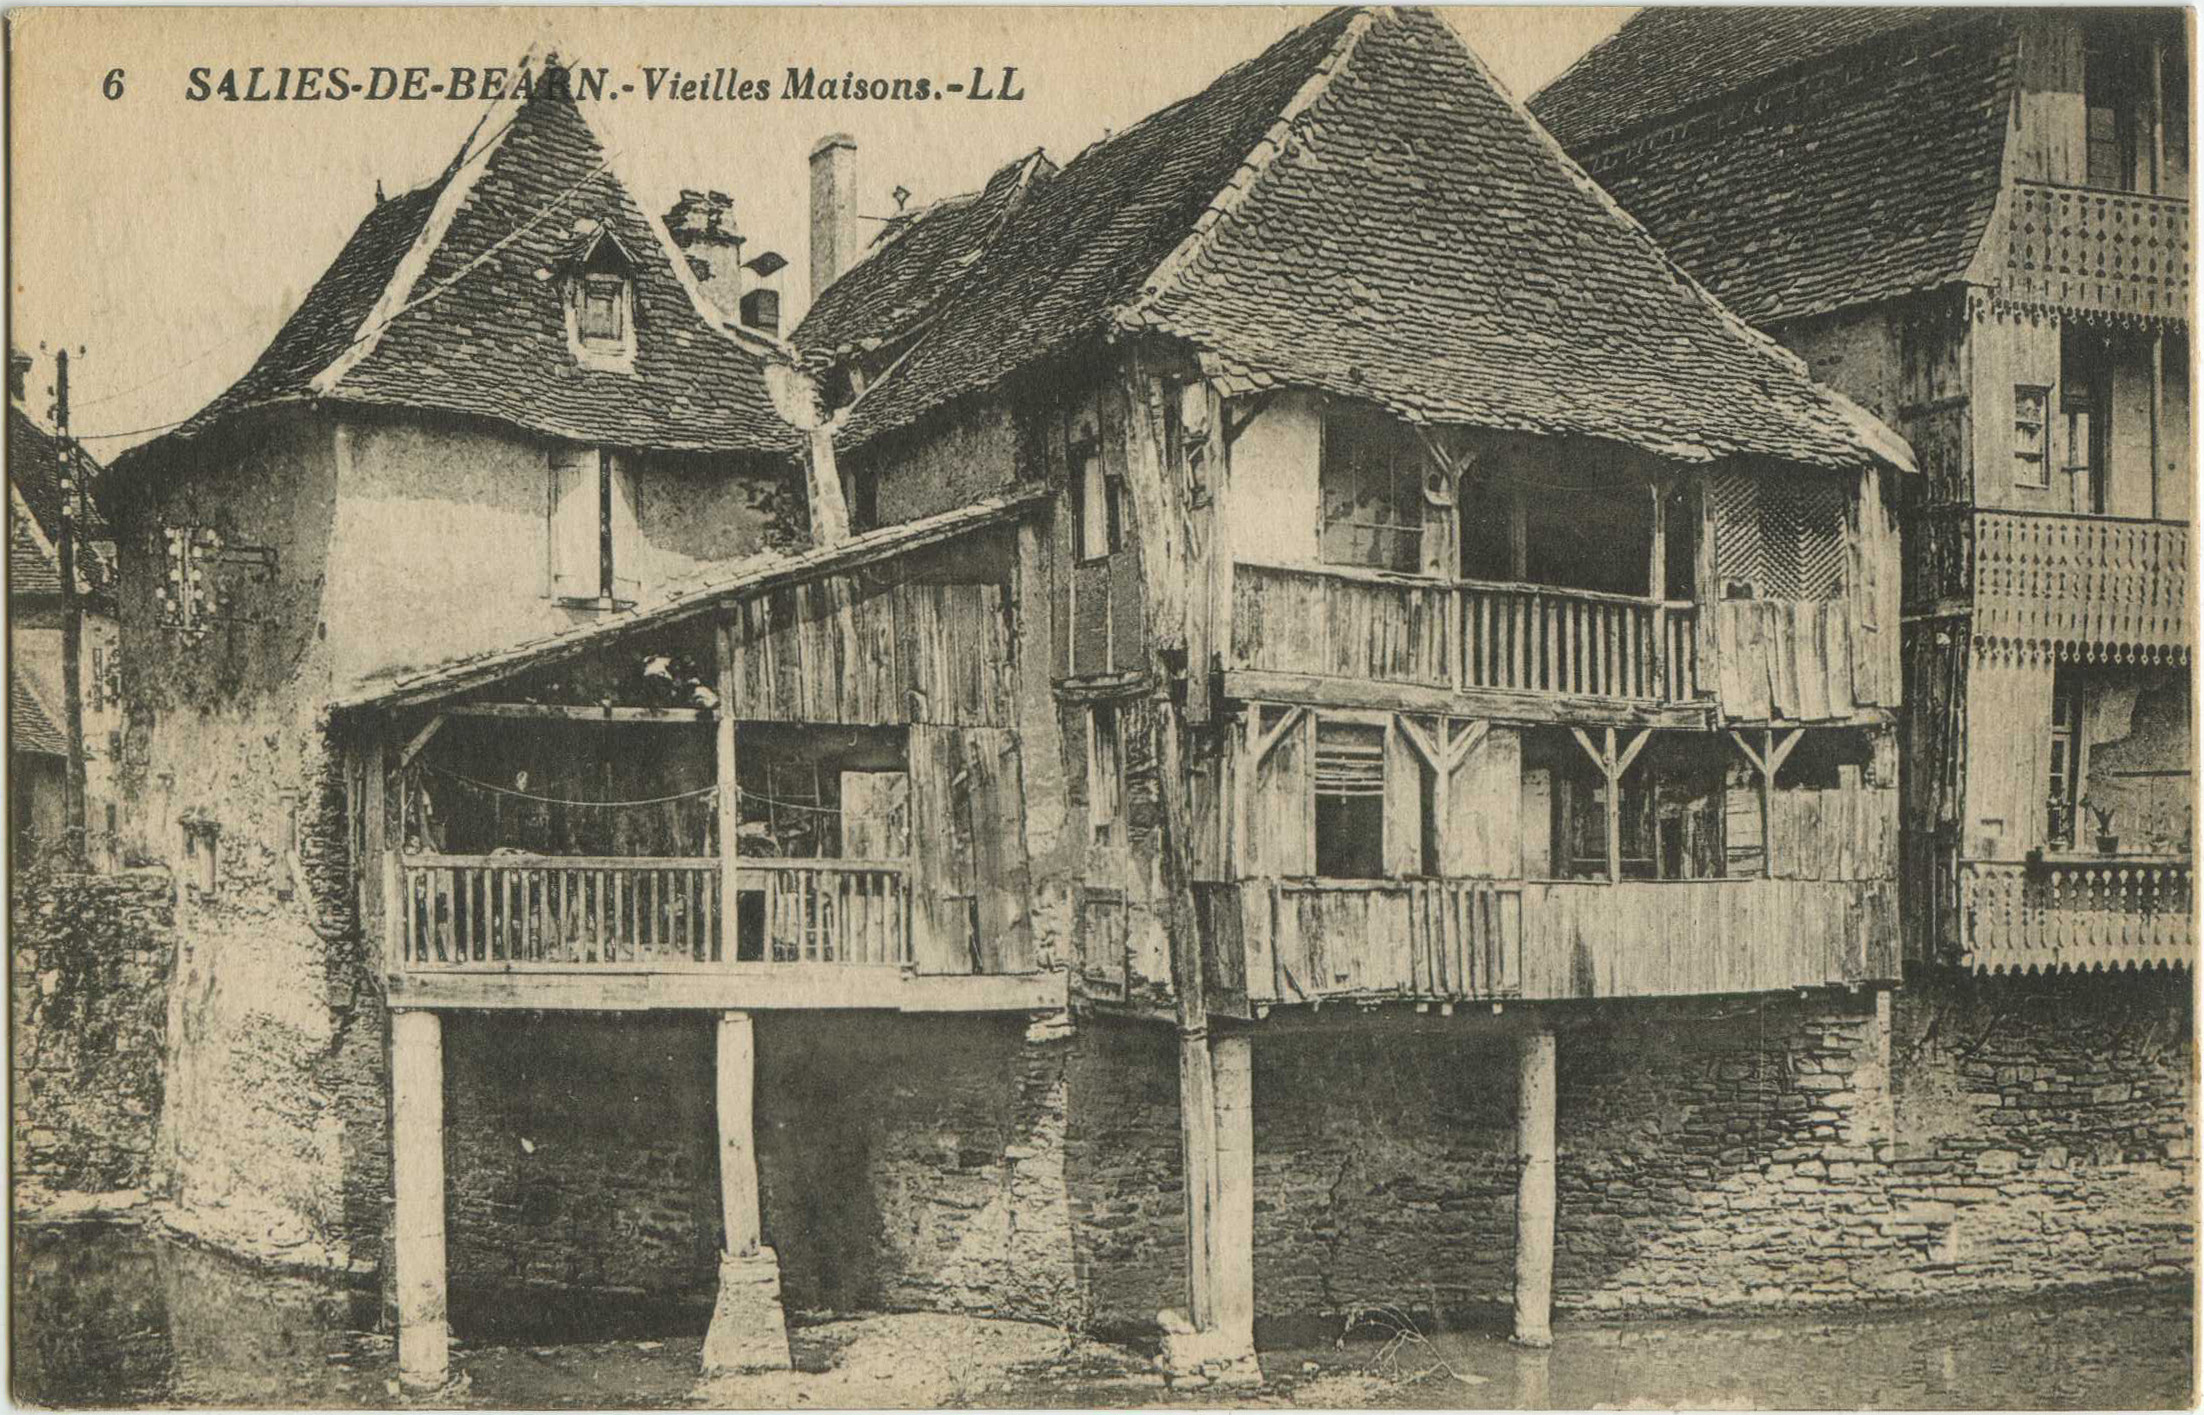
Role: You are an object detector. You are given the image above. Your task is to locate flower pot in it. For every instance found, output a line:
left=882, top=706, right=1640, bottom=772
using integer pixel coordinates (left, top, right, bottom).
left=2096, top=834, right=2121, bottom=856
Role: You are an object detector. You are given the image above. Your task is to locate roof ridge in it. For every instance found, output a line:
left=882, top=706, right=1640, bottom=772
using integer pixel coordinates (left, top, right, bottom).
left=309, top=114, right=510, bottom=398
left=1540, top=7, right=1987, bottom=154
left=1116, top=8, right=1376, bottom=332
left=1445, top=6, right=1915, bottom=473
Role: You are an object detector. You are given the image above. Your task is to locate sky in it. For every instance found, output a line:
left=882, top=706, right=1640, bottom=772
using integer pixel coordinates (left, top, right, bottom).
left=8, top=6, right=1631, bottom=455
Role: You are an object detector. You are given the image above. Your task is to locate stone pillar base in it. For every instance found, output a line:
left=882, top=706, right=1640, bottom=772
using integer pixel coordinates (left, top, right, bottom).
left=701, top=1247, right=792, bottom=1374
left=1156, top=1310, right=1261, bottom=1389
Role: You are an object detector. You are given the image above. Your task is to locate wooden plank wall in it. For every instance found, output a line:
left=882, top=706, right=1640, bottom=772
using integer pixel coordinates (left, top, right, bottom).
left=1961, top=647, right=2056, bottom=860
left=1517, top=878, right=1899, bottom=998
left=908, top=724, right=1036, bottom=975
left=1705, top=600, right=1864, bottom=720
left=1766, top=772, right=1900, bottom=882
left=724, top=577, right=1012, bottom=726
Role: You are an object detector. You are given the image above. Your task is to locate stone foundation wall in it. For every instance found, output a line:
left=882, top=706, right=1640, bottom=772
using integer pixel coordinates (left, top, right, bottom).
left=439, top=1009, right=1081, bottom=1338
left=429, top=974, right=2191, bottom=1341
left=1063, top=972, right=2195, bottom=1334
left=10, top=868, right=176, bottom=1198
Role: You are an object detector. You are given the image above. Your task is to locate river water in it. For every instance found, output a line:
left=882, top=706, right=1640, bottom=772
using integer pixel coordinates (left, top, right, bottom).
left=13, top=1220, right=2194, bottom=1409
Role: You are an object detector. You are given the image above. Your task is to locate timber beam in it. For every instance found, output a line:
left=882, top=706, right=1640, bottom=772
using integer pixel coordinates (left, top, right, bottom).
left=1221, top=669, right=1714, bottom=730
left=383, top=966, right=1069, bottom=1013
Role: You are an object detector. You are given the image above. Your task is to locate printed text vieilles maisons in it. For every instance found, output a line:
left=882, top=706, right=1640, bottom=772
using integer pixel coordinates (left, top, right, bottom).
left=179, top=64, right=1027, bottom=103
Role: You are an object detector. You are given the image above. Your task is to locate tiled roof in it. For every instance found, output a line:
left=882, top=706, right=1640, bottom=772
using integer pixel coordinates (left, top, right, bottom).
left=333, top=485, right=1048, bottom=712
left=835, top=6, right=1365, bottom=449
left=795, top=151, right=1054, bottom=365
left=119, top=80, right=797, bottom=484
left=9, top=406, right=114, bottom=600
left=10, top=668, right=67, bottom=758
left=1532, top=10, right=2013, bottom=326
left=835, top=7, right=1910, bottom=476
left=1531, top=7, right=1956, bottom=151
left=9, top=406, right=110, bottom=542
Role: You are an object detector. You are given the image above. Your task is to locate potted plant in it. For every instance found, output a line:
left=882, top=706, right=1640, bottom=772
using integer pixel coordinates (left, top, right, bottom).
left=2087, top=802, right=2120, bottom=857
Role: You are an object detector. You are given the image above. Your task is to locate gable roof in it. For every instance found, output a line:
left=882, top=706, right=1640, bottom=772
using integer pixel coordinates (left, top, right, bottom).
left=1531, top=9, right=2014, bottom=326
left=117, top=76, right=798, bottom=485
left=9, top=405, right=114, bottom=601
left=795, top=150, right=1055, bottom=365
left=829, top=6, right=1910, bottom=476
left=10, top=668, right=67, bottom=758
left=1531, top=7, right=1956, bottom=152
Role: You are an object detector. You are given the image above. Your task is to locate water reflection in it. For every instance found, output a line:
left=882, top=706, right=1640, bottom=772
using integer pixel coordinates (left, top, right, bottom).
left=12, top=1219, right=2196, bottom=1410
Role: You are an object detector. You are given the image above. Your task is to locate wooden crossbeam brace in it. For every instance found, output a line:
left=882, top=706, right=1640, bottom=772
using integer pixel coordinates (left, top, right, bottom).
left=1726, top=728, right=1802, bottom=877
left=1394, top=713, right=1444, bottom=774
left=1247, top=703, right=1307, bottom=768
left=1569, top=726, right=1650, bottom=883
left=1443, top=718, right=1490, bottom=771
left=1224, top=392, right=1279, bottom=448
left=396, top=715, right=447, bottom=773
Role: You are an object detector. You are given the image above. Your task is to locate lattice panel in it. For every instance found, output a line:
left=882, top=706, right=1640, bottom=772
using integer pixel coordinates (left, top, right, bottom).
left=1711, top=472, right=1846, bottom=601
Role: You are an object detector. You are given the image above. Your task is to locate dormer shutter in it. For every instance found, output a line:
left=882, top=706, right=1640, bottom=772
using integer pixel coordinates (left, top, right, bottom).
left=548, top=446, right=601, bottom=598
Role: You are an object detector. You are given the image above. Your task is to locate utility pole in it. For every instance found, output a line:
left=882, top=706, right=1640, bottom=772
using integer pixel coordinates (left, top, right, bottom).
left=52, top=349, right=88, bottom=869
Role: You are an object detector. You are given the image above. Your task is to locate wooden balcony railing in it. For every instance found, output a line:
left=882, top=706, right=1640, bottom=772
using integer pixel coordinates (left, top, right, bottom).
left=1199, top=877, right=1523, bottom=1008
left=1199, top=874, right=1898, bottom=1011
left=1231, top=561, right=1698, bottom=703
left=1970, top=511, right=2190, bottom=653
left=394, top=854, right=910, bottom=969
left=2000, top=179, right=2190, bottom=321
left=1957, top=858, right=2194, bottom=974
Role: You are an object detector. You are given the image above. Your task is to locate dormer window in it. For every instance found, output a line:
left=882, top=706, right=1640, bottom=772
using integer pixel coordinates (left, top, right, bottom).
left=578, top=275, right=627, bottom=344
left=562, top=226, right=638, bottom=369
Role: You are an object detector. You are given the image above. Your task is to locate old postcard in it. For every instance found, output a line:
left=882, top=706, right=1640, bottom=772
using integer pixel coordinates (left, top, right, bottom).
left=7, top=4, right=2195, bottom=1408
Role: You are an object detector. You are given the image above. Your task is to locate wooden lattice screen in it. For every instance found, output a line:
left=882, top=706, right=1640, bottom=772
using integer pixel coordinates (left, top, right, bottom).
left=1711, top=471, right=1847, bottom=601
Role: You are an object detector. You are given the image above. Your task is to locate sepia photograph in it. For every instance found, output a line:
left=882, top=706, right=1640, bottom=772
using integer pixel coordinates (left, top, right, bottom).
left=5, top=3, right=2195, bottom=1407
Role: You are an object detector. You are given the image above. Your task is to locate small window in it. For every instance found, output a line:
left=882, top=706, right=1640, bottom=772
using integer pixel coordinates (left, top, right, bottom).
left=548, top=447, right=642, bottom=604
left=2013, top=386, right=2050, bottom=489
left=1071, top=410, right=1120, bottom=562
left=1320, top=410, right=1426, bottom=573
left=578, top=275, right=628, bottom=344
left=2061, top=331, right=2111, bottom=514
left=1087, top=703, right=1125, bottom=846
left=2049, top=675, right=2081, bottom=849
left=1314, top=721, right=1385, bottom=878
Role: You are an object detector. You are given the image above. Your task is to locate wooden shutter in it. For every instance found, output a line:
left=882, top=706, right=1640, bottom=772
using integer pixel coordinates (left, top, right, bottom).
left=1382, top=722, right=1421, bottom=877
left=548, top=447, right=601, bottom=598
left=1443, top=724, right=1520, bottom=877
left=609, top=454, right=643, bottom=604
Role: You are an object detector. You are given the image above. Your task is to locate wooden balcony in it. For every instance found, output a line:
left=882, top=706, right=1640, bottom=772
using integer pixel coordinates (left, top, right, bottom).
left=1999, top=179, right=2190, bottom=322
left=1228, top=561, right=1698, bottom=716
left=382, top=853, right=1058, bottom=1012
left=1957, top=858, right=2194, bottom=975
left=1199, top=875, right=1898, bottom=1014
left=1915, top=508, right=2190, bottom=654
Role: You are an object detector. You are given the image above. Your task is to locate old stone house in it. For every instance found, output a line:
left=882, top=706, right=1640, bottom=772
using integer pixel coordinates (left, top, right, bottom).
left=87, top=5, right=2194, bottom=1395
left=9, top=363, right=123, bottom=865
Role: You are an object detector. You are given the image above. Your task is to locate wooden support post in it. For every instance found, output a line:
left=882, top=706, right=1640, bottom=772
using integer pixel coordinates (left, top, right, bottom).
left=717, top=623, right=741, bottom=963
left=717, top=1011, right=762, bottom=1257
left=1604, top=728, right=1622, bottom=883
left=703, top=1009, right=790, bottom=1372
left=1178, top=1026, right=1220, bottom=1331
left=1512, top=1027, right=1557, bottom=1349
left=1648, top=476, right=1669, bottom=698
left=392, top=1009, right=449, bottom=1391
left=1211, top=1033, right=1255, bottom=1355
left=1508, top=490, right=1529, bottom=582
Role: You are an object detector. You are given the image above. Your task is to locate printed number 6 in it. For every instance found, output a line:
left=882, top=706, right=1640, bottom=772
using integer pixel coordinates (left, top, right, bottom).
left=102, top=68, right=125, bottom=99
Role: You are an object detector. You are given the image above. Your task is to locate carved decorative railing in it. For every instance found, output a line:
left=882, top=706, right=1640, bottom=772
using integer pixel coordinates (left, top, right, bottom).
left=1970, top=511, right=2190, bottom=655
left=1231, top=561, right=1697, bottom=703
left=394, top=854, right=910, bottom=969
left=1957, top=858, right=2194, bottom=974
left=2000, top=180, right=2190, bottom=322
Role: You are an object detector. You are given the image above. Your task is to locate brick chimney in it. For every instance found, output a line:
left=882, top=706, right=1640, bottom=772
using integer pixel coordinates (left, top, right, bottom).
left=665, top=189, right=744, bottom=321
left=808, top=134, right=859, bottom=301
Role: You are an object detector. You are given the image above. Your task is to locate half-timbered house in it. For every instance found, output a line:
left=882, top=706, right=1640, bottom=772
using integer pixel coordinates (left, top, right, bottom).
left=798, top=4, right=1915, bottom=1375
left=1535, top=7, right=2193, bottom=985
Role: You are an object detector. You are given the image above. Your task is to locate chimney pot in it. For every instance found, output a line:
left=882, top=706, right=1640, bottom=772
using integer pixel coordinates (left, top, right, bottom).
left=808, top=133, right=860, bottom=301
left=740, top=288, right=782, bottom=338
